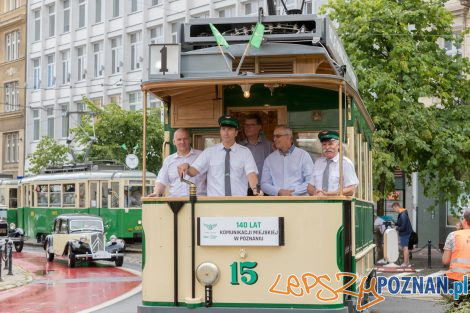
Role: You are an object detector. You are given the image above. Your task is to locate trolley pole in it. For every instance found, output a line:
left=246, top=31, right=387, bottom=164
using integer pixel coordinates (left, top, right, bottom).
left=142, top=90, right=148, bottom=195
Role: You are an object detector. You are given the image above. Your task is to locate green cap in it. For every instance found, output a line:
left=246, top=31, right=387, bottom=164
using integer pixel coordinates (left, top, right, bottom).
left=218, top=115, right=240, bottom=129
left=318, top=130, right=340, bottom=142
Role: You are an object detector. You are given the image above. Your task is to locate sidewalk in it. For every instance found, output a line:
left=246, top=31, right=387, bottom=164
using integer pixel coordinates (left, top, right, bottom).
left=0, top=264, right=32, bottom=291
left=23, top=239, right=143, bottom=253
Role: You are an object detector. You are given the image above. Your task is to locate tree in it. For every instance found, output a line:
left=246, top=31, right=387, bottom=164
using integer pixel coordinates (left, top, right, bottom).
left=71, top=98, right=164, bottom=173
left=27, top=136, right=69, bottom=175
left=325, top=0, right=470, bottom=214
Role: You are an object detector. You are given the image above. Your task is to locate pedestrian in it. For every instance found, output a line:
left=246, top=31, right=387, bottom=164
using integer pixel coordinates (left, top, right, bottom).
left=150, top=128, right=206, bottom=197
left=261, top=125, right=314, bottom=196
left=443, top=209, right=470, bottom=290
left=178, top=116, right=261, bottom=196
left=392, top=202, right=412, bottom=267
left=307, top=130, right=358, bottom=196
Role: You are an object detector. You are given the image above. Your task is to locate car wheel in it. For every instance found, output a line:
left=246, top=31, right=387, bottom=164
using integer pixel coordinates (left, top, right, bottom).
left=68, top=252, right=76, bottom=268
left=115, top=256, right=124, bottom=267
left=45, top=243, right=54, bottom=262
left=14, top=240, right=24, bottom=253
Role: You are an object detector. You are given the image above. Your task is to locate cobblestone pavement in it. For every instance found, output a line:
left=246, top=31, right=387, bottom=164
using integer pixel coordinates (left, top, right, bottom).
left=0, top=264, right=33, bottom=291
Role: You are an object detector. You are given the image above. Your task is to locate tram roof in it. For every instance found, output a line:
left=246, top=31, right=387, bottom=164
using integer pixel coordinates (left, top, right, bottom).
left=20, top=171, right=156, bottom=184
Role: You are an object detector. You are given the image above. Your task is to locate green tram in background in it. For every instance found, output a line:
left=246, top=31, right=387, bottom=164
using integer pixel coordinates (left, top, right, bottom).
left=1, top=162, right=156, bottom=242
left=138, top=11, right=376, bottom=313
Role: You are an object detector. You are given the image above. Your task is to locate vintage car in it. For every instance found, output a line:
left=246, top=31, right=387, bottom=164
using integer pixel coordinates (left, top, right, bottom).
left=0, top=210, right=25, bottom=252
left=43, top=214, right=125, bottom=268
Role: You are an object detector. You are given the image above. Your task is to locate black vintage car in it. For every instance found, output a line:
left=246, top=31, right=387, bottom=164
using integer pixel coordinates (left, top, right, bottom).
left=0, top=213, right=25, bottom=252
left=44, top=214, right=125, bottom=268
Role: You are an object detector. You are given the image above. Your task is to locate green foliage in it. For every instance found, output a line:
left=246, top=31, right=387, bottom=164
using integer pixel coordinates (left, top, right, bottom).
left=325, top=0, right=470, bottom=210
left=70, top=98, right=164, bottom=173
left=442, top=293, right=470, bottom=313
left=27, top=136, right=69, bottom=175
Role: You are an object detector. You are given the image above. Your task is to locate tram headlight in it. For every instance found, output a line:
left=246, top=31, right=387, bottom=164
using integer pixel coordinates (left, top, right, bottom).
left=138, top=220, right=142, bottom=225
left=196, top=262, right=220, bottom=286
left=110, top=235, right=117, bottom=243
left=79, top=235, right=87, bottom=243
left=9, top=223, right=16, bottom=230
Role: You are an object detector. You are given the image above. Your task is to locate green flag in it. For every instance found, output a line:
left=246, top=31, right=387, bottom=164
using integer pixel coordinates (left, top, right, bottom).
left=249, top=23, right=265, bottom=49
left=120, top=144, right=127, bottom=151
left=209, top=23, right=229, bottom=49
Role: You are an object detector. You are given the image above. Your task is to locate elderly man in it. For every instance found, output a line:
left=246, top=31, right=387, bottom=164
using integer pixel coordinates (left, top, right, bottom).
left=178, top=115, right=261, bottom=196
left=261, top=125, right=314, bottom=196
left=150, top=128, right=206, bottom=197
left=239, top=114, right=273, bottom=180
left=307, top=130, right=358, bottom=197
left=443, top=209, right=470, bottom=288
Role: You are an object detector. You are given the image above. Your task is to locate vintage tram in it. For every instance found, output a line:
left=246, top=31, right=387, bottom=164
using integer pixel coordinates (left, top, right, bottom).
left=139, top=12, right=375, bottom=313
left=9, top=162, right=156, bottom=242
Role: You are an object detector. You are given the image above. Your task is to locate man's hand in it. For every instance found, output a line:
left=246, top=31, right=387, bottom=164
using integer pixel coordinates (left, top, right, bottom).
left=278, top=189, right=294, bottom=196
left=252, top=189, right=264, bottom=196
left=315, top=190, right=326, bottom=196
left=177, top=163, right=190, bottom=177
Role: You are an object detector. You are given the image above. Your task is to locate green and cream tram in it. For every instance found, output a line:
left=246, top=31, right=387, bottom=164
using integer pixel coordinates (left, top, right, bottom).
left=16, top=163, right=156, bottom=242
left=0, top=177, right=18, bottom=223
left=139, top=13, right=375, bottom=313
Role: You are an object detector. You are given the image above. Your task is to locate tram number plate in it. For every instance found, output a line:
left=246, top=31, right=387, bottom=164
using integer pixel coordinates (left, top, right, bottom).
left=93, top=251, right=111, bottom=259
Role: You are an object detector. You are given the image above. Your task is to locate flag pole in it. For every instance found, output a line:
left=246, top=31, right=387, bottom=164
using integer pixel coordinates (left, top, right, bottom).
left=235, top=42, right=251, bottom=75
left=217, top=44, right=232, bottom=72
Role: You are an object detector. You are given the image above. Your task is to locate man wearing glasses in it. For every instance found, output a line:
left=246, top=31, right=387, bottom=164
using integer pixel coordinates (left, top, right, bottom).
left=239, top=114, right=273, bottom=181
left=261, top=125, right=314, bottom=196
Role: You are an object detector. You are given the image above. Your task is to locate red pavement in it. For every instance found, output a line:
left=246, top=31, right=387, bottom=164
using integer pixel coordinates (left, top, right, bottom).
left=0, top=252, right=140, bottom=313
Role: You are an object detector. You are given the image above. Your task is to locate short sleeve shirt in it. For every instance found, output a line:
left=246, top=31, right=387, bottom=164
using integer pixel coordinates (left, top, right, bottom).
left=156, top=149, right=207, bottom=196
left=444, top=232, right=456, bottom=251
left=310, top=154, right=359, bottom=192
left=191, top=143, right=258, bottom=196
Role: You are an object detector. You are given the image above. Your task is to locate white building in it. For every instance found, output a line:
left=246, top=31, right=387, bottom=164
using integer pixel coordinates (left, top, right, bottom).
left=24, top=0, right=321, bottom=171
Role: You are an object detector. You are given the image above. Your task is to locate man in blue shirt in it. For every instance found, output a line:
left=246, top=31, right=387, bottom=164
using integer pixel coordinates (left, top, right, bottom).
left=261, top=125, right=314, bottom=196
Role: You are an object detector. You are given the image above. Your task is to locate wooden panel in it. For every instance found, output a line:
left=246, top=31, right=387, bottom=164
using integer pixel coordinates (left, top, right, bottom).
left=170, top=86, right=223, bottom=128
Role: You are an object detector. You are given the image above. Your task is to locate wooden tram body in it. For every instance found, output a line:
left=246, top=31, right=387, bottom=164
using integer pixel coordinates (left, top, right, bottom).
left=140, top=14, right=375, bottom=313
left=2, top=163, right=156, bottom=241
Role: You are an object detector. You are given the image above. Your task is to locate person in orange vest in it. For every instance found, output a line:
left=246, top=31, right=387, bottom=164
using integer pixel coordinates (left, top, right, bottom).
left=443, top=209, right=470, bottom=287
left=392, top=202, right=412, bottom=267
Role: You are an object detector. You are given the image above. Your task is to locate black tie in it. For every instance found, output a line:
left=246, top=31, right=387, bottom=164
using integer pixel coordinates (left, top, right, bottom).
left=224, top=148, right=231, bottom=196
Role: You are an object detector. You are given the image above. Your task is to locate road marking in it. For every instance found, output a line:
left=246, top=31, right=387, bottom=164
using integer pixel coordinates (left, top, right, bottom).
left=77, top=284, right=142, bottom=313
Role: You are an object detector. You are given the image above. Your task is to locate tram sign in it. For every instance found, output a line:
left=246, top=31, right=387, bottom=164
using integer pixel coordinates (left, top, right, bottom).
left=149, top=44, right=180, bottom=79
left=197, top=216, right=284, bottom=246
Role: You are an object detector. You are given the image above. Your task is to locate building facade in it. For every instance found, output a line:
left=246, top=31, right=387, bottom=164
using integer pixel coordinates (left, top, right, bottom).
left=24, top=0, right=318, bottom=172
left=0, top=0, right=26, bottom=178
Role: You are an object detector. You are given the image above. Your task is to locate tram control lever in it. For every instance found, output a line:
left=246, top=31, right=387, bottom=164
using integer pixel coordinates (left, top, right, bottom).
left=180, top=173, right=197, bottom=202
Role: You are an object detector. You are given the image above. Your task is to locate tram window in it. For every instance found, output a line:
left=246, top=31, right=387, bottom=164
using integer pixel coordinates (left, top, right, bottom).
left=79, top=183, right=86, bottom=208
left=37, top=185, right=48, bottom=207
left=294, top=131, right=322, bottom=162
left=111, top=182, right=119, bottom=208
left=126, top=186, right=142, bottom=207
left=101, top=183, right=108, bottom=208
left=9, top=188, right=17, bottom=208
left=50, top=184, right=61, bottom=207
left=90, top=183, right=98, bottom=208
left=192, top=133, right=220, bottom=150
left=63, top=184, right=75, bottom=207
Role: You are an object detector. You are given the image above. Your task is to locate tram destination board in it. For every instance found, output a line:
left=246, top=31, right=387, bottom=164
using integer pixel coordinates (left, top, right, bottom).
left=197, top=216, right=284, bottom=246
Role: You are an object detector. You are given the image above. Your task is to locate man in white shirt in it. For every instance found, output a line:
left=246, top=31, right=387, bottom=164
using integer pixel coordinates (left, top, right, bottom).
left=261, top=125, right=314, bottom=196
left=150, top=128, right=206, bottom=197
left=178, top=115, right=261, bottom=196
left=307, top=130, right=358, bottom=196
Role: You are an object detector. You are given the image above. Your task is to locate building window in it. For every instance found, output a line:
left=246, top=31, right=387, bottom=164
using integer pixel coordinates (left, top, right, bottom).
left=78, top=0, right=86, bottom=28
left=48, top=4, right=55, bottom=37
left=77, top=46, right=86, bottom=80
left=63, top=0, right=70, bottom=33
left=4, top=132, right=19, bottom=164
left=47, top=107, right=55, bottom=138
left=130, top=32, right=141, bottom=70
left=6, top=0, right=20, bottom=11
left=303, top=0, right=313, bottom=14
left=34, top=9, right=41, bottom=41
left=130, top=0, right=140, bottom=12
left=128, top=92, right=142, bottom=110
left=61, top=50, right=70, bottom=84
left=5, top=30, right=20, bottom=61
left=149, top=94, right=161, bottom=109
left=444, top=37, right=462, bottom=57
left=33, top=109, right=40, bottom=140
left=93, top=42, right=103, bottom=78
left=95, top=0, right=102, bottom=23
left=171, top=21, right=183, bottom=44
left=33, top=58, right=41, bottom=89
left=91, top=97, right=102, bottom=107
left=61, top=104, right=69, bottom=138
left=4, top=81, right=19, bottom=112
left=111, top=37, right=122, bottom=74
left=47, top=54, right=55, bottom=87
left=149, top=25, right=163, bottom=44
left=109, top=94, right=121, bottom=105
left=244, top=2, right=254, bottom=16
left=152, top=0, right=160, bottom=5
left=112, top=0, right=120, bottom=18
left=217, top=6, right=234, bottom=18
